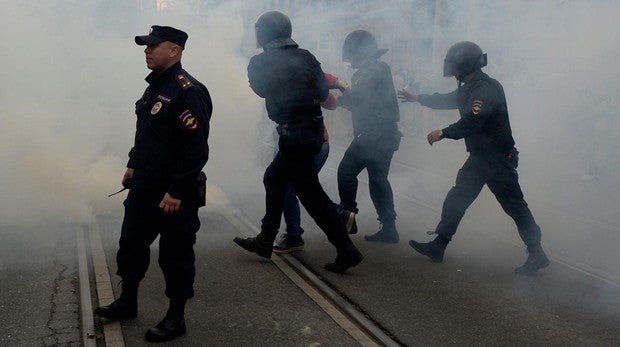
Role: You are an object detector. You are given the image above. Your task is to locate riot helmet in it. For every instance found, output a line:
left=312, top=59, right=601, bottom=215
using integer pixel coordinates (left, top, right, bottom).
left=255, top=11, right=295, bottom=48
left=342, top=30, right=388, bottom=68
left=443, top=41, right=487, bottom=79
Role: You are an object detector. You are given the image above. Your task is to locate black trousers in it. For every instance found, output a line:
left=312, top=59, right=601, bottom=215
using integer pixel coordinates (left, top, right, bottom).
left=117, top=188, right=200, bottom=301
left=261, top=125, right=354, bottom=252
left=436, top=154, right=541, bottom=247
left=337, top=137, right=397, bottom=223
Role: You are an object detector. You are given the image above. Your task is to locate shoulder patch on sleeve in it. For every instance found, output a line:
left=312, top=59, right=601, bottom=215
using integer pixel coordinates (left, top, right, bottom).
left=471, top=99, right=484, bottom=115
left=179, top=110, right=199, bottom=130
left=176, top=74, right=194, bottom=90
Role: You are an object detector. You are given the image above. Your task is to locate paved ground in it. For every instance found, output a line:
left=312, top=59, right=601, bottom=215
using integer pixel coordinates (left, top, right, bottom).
left=0, top=225, right=81, bottom=346
left=96, top=210, right=361, bottom=347
left=2, top=193, right=620, bottom=346
left=90, top=199, right=620, bottom=346
left=2, top=145, right=620, bottom=346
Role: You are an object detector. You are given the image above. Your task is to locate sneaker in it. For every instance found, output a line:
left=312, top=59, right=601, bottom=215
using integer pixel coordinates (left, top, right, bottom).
left=233, top=234, right=273, bottom=258
left=324, top=247, right=363, bottom=274
left=515, top=245, right=550, bottom=276
left=273, top=234, right=305, bottom=254
left=408, top=238, right=447, bottom=263
left=339, top=210, right=358, bottom=234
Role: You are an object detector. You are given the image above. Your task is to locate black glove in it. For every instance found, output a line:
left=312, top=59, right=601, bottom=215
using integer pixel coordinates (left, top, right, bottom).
left=508, top=147, right=519, bottom=169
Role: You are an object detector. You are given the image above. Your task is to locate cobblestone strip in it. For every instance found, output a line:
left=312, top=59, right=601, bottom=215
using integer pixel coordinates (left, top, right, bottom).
left=41, top=260, right=81, bottom=346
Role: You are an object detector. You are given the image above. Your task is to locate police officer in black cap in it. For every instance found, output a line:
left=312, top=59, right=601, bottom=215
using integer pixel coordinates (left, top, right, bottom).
left=94, top=25, right=212, bottom=342
left=233, top=11, right=363, bottom=273
left=398, top=41, right=549, bottom=275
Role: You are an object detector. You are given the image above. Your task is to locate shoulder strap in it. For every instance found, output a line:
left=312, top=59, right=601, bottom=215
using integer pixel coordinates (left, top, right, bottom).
left=176, top=73, right=194, bottom=90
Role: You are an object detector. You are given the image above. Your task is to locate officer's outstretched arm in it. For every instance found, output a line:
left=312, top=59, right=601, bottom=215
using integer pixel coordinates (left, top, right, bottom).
left=416, top=90, right=458, bottom=110
left=397, top=89, right=418, bottom=103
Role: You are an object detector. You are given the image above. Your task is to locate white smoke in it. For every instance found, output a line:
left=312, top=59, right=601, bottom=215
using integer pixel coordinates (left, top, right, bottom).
left=1, top=0, right=618, bottom=280
left=0, top=1, right=261, bottom=227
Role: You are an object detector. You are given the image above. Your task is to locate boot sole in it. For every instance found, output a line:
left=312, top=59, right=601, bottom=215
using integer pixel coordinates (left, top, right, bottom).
left=273, top=245, right=304, bottom=254
left=408, top=241, right=443, bottom=263
left=325, top=253, right=364, bottom=274
left=515, top=259, right=550, bottom=276
left=94, top=310, right=137, bottom=320
left=94, top=305, right=138, bottom=320
left=233, top=238, right=272, bottom=258
left=145, top=328, right=186, bottom=342
left=364, top=236, right=399, bottom=243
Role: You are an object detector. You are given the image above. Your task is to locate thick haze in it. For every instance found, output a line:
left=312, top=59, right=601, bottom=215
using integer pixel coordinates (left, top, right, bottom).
left=0, top=1, right=261, bottom=226
left=0, top=1, right=618, bottom=279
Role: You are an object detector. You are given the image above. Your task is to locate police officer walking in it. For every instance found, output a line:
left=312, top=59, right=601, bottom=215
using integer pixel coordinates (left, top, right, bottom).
left=335, top=30, right=402, bottom=243
left=398, top=41, right=549, bottom=275
left=94, top=25, right=212, bottom=342
left=233, top=11, right=363, bottom=273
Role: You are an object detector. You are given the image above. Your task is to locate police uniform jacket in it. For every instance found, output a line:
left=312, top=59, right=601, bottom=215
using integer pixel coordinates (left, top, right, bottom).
left=418, top=70, right=515, bottom=156
left=247, top=41, right=328, bottom=126
left=338, top=59, right=400, bottom=143
left=128, top=62, right=212, bottom=200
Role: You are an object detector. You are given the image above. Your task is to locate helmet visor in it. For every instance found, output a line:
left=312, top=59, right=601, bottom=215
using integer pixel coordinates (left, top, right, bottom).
left=443, top=59, right=456, bottom=77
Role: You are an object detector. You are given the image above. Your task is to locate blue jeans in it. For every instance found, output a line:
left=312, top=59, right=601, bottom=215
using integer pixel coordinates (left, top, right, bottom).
left=282, top=141, right=329, bottom=236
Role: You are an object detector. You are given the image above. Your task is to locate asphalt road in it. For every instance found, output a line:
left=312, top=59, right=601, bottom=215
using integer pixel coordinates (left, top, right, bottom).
left=2, top=194, right=619, bottom=346
left=0, top=225, right=81, bottom=346
left=2, top=143, right=619, bottom=346
left=89, top=199, right=620, bottom=346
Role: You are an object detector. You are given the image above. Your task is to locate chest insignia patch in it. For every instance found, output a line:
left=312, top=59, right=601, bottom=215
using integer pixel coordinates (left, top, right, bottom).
left=179, top=110, right=199, bottom=130
left=151, top=101, right=163, bottom=115
left=471, top=100, right=484, bottom=115
left=156, top=94, right=172, bottom=103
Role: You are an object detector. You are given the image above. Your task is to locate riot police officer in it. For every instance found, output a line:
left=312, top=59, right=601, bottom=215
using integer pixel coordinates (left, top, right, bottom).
left=94, top=25, right=212, bottom=342
left=398, top=41, right=549, bottom=275
left=335, top=30, right=402, bottom=243
left=233, top=11, right=363, bottom=273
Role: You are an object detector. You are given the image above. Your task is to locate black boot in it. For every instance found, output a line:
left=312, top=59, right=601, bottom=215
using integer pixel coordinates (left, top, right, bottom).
left=515, top=244, right=550, bottom=276
left=408, top=235, right=448, bottom=263
left=324, top=247, right=363, bottom=274
left=364, top=220, right=399, bottom=243
left=145, top=299, right=187, bottom=342
left=94, top=280, right=138, bottom=320
left=233, top=232, right=274, bottom=258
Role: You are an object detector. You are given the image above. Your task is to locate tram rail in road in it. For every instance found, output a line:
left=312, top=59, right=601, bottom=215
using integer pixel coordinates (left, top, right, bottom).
left=80, top=208, right=403, bottom=346
left=222, top=208, right=403, bottom=347
left=77, top=195, right=619, bottom=346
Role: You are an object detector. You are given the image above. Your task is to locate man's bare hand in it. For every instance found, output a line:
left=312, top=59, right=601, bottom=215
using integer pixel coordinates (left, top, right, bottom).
left=427, top=129, right=443, bottom=146
left=122, top=168, right=134, bottom=185
left=397, top=89, right=418, bottom=103
left=159, top=192, right=181, bottom=215
left=335, top=80, right=350, bottom=92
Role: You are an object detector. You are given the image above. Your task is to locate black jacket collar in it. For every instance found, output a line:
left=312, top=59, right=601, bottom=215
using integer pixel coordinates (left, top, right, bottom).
left=145, top=62, right=183, bottom=86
